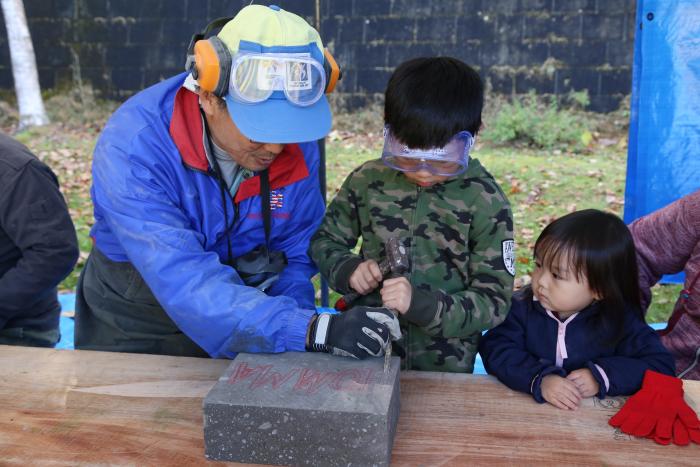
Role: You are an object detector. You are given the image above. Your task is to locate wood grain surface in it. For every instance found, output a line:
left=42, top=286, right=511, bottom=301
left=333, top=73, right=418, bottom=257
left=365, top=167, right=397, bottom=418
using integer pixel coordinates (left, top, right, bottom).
left=0, top=346, right=698, bottom=466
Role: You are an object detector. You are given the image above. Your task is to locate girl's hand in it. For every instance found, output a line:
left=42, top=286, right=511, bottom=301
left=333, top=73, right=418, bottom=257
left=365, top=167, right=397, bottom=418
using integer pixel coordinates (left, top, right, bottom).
left=541, top=375, right=582, bottom=410
left=566, top=368, right=600, bottom=398
left=380, top=277, right=412, bottom=314
left=349, top=260, right=383, bottom=294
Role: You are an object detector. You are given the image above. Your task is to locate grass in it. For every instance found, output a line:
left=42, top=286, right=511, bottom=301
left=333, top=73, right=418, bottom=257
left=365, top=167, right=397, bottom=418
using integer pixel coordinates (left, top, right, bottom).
left=481, top=90, right=594, bottom=151
left=1, top=91, right=680, bottom=324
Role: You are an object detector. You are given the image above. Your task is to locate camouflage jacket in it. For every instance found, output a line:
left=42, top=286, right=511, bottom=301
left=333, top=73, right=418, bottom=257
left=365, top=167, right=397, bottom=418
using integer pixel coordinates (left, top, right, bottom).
left=310, top=158, right=514, bottom=372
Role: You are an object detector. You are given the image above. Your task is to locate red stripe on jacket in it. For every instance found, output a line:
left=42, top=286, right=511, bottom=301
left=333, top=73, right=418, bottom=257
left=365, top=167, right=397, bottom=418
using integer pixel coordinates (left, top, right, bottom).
left=169, top=87, right=309, bottom=203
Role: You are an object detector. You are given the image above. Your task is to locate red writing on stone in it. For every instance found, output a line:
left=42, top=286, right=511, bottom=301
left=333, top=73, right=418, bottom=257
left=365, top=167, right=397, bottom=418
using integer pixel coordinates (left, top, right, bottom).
left=227, top=362, right=375, bottom=395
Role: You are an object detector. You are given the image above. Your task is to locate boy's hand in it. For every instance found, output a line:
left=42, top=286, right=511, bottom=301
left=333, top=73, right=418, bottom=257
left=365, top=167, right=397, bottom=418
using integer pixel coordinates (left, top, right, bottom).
left=380, top=277, right=412, bottom=314
left=348, top=260, right=383, bottom=294
left=541, top=374, right=582, bottom=410
left=566, top=368, right=600, bottom=398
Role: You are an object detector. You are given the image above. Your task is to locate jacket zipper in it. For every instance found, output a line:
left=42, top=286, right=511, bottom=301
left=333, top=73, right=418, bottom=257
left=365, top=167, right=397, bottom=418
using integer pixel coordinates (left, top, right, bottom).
left=406, top=184, right=422, bottom=369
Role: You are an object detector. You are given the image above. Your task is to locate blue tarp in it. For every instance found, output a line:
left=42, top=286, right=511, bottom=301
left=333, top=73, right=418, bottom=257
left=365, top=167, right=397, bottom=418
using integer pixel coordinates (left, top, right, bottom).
left=54, top=295, right=495, bottom=371
left=55, top=294, right=668, bottom=373
left=56, top=293, right=75, bottom=349
left=55, top=296, right=488, bottom=373
left=624, top=0, right=700, bottom=283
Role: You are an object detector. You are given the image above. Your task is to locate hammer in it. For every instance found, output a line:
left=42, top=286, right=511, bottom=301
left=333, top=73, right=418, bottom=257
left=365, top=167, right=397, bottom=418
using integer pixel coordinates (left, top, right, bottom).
left=334, top=237, right=409, bottom=311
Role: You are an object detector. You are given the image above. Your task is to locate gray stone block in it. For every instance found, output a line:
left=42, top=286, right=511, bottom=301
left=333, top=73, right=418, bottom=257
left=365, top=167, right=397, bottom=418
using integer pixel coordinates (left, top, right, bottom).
left=203, top=352, right=401, bottom=466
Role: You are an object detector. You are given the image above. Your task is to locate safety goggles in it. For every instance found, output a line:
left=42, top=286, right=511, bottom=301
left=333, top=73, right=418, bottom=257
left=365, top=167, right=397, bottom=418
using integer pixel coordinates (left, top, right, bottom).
left=229, top=52, right=326, bottom=107
left=381, top=127, right=474, bottom=176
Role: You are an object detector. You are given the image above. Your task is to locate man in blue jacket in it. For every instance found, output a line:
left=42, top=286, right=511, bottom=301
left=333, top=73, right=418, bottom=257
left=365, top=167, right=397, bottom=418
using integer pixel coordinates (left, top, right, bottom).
left=0, top=134, right=79, bottom=347
left=75, top=5, right=399, bottom=359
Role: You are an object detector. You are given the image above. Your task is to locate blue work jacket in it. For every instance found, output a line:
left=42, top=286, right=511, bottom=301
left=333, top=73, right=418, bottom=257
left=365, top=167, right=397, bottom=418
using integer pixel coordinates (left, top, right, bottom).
left=479, top=291, right=675, bottom=401
left=89, top=73, right=325, bottom=357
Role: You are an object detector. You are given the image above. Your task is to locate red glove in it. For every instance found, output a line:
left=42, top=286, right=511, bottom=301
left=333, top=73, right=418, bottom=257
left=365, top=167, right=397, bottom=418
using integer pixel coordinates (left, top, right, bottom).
left=609, top=370, right=700, bottom=445
left=666, top=417, right=700, bottom=446
left=645, top=418, right=700, bottom=446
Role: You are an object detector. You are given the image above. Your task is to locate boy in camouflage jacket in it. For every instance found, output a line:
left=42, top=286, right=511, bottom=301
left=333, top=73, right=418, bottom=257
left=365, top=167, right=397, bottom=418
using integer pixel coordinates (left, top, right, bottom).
left=310, top=57, right=515, bottom=372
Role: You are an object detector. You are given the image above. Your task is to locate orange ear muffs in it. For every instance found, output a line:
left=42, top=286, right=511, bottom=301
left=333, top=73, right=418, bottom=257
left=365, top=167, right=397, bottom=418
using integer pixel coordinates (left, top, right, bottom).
left=192, top=36, right=231, bottom=97
left=323, top=48, right=342, bottom=94
left=192, top=40, right=221, bottom=94
left=185, top=17, right=234, bottom=97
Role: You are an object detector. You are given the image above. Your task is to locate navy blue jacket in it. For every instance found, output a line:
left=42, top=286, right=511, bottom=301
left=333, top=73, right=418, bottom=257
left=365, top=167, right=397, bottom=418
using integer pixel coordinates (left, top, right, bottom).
left=0, top=134, right=78, bottom=332
left=479, top=292, right=675, bottom=402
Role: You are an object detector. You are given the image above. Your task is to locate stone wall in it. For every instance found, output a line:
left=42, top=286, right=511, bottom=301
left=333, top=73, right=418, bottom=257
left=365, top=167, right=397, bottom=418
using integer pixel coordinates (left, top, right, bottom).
left=0, top=0, right=636, bottom=111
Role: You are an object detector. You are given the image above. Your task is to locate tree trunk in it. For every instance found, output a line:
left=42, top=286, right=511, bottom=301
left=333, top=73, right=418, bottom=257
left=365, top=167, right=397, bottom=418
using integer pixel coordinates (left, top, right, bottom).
left=1, top=0, right=49, bottom=129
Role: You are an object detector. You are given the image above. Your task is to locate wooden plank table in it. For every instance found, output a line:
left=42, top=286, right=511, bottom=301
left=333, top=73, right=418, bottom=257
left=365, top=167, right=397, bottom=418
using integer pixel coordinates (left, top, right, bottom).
left=0, top=345, right=698, bottom=466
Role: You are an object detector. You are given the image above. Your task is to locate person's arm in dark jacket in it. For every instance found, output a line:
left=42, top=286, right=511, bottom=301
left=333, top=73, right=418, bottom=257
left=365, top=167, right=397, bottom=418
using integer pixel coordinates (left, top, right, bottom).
left=587, top=312, right=676, bottom=398
left=0, top=159, right=79, bottom=319
left=479, top=298, right=565, bottom=403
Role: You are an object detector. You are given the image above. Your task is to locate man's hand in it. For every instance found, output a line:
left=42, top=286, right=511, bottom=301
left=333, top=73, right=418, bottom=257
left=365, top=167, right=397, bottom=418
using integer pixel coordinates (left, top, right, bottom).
left=566, top=368, right=600, bottom=398
left=348, top=260, right=383, bottom=294
left=307, top=307, right=401, bottom=359
left=541, top=374, right=582, bottom=410
left=380, top=277, right=412, bottom=314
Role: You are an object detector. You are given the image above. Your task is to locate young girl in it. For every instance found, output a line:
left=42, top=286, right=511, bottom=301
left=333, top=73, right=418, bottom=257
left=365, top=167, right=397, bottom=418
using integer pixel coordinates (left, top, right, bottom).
left=479, top=209, right=675, bottom=410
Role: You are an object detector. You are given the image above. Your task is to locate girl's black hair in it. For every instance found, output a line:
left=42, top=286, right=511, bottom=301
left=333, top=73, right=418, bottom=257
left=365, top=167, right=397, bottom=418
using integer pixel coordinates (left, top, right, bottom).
left=384, top=57, right=483, bottom=149
left=531, top=209, right=643, bottom=345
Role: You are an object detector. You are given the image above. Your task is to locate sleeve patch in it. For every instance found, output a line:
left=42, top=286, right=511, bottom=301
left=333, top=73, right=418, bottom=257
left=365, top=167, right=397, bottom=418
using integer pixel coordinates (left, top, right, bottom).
left=502, top=239, right=515, bottom=276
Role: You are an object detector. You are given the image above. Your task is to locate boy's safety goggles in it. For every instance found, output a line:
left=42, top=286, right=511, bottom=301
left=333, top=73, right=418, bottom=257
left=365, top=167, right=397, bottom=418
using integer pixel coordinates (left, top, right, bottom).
left=229, top=52, right=326, bottom=107
left=381, top=127, right=475, bottom=176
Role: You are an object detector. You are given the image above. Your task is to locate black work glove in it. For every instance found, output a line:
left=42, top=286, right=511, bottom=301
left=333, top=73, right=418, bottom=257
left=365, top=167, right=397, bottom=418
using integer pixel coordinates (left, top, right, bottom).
left=306, top=306, right=402, bottom=359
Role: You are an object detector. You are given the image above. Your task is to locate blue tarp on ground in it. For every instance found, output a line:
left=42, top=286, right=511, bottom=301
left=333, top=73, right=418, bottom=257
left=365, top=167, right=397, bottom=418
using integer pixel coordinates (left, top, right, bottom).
left=56, top=293, right=75, bottom=350
left=625, top=0, right=700, bottom=283
left=56, top=295, right=666, bottom=374
left=55, top=294, right=488, bottom=373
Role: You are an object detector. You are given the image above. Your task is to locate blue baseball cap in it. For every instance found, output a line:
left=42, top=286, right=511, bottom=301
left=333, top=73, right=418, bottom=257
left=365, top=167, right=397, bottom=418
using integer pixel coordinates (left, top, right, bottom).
left=218, top=5, right=332, bottom=143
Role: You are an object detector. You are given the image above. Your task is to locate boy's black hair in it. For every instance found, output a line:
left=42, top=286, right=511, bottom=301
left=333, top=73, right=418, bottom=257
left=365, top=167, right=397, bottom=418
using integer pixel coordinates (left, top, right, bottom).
left=384, top=57, right=483, bottom=149
left=529, top=209, right=643, bottom=346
